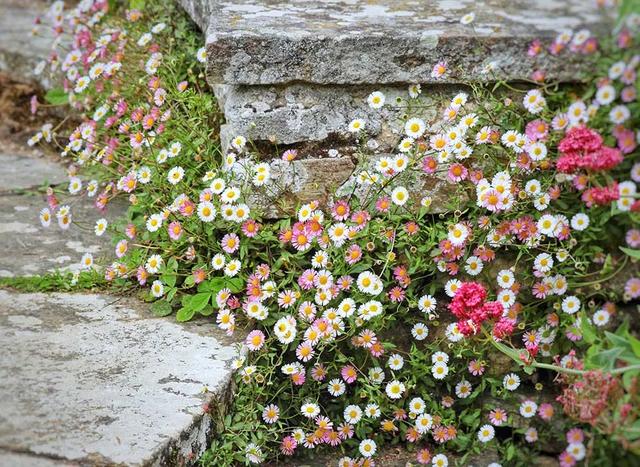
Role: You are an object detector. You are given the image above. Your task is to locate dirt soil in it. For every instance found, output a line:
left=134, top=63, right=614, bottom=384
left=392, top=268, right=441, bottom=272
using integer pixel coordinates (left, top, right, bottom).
left=0, top=72, right=74, bottom=161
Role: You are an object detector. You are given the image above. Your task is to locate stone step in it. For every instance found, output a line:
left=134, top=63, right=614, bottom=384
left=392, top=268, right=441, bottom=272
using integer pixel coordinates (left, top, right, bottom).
left=0, top=290, right=242, bottom=466
left=0, top=148, right=67, bottom=194
left=181, top=0, right=613, bottom=86
left=215, top=82, right=466, bottom=151
left=178, top=0, right=614, bottom=218
left=0, top=148, right=120, bottom=278
left=0, top=0, right=57, bottom=88
left=0, top=191, right=124, bottom=278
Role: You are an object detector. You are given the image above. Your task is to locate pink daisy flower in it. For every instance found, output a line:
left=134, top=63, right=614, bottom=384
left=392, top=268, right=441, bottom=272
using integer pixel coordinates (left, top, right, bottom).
left=246, top=330, right=266, bottom=351
left=447, top=163, right=468, bottom=182
left=168, top=221, right=183, bottom=241
left=431, top=61, right=447, bottom=78
left=221, top=233, right=240, bottom=253
left=341, top=365, right=358, bottom=384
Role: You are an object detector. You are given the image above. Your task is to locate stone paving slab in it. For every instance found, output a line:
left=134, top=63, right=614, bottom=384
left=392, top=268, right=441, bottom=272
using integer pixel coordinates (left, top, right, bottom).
left=0, top=0, right=56, bottom=88
left=0, top=192, right=123, bottom=278
left=181, top=0, right=613, bottom=85
left=0, top=290, right=241, bottom=466
left=0, top=147, right=123, bottom=278
left=0, top=149, right=67, bottom=193
left=0, top=449, right=71, bottom=467
left=214, top=82, right=466, bottom=149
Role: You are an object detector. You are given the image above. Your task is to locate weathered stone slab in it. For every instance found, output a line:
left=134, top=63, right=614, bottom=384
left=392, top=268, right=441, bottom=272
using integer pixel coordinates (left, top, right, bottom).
left=0, top=192, right=123, bottom=277
left=0, top=146, right=125, bottom=277
left=0, top=450, right=70, bottom=467
left=182, top=0, right=613, bottom=86
left=215, top=83, right=466, bottom=151
left=0, top=1, right=56, bottom=88
left=0, top=290, right=242, bottom=466
left=0, top=150, right=67, bottom=193
left=247, top=156, right=356, bottom=218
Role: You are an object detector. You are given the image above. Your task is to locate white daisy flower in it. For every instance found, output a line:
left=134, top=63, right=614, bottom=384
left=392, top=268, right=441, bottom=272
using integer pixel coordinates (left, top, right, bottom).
left=146, top=213, right=163, bottom=232
left=94, top=218, right=108, bottom=236
left=418, top=294, right=437, bottom=314
left=432, top=361, right=449, bottom=379
left=385, top=380, right=406, bottom=399
left=80, top=252, right=94, bottom=270
left=300, top=402, right=320, bottom=418
left=561, top=295, right=581, bottom=314
left=570, top=213, right=589, bottom=231
left=196, top=46, right=207, bottom=63
left=477, top=424, right=495, bottom=442
left=519, top=400, right=538, bottom=418
left=167, top=166, right=185, bottom=185
left=344, top=405, right=362, bottom=423
left=348, top=118, right=365, bottom=133
left=359, top=439, right=376, bottom=458
left=593, top=309, right=610, bottom=327
left=404, top=117, right=426, bottom=138
left=391, top=186, right=409, bottom=205
left=388, top=353, right=404, bottom=370
left=151, top=280, right=164, bottom=297
left=497, top=269, right=515, bottom=289
left=367, top=91, right=385, bottom=109
left=503, top=373, right=521, bottom=391
left=415, top=413, right=434, bottom=433
left=197, top=201, right=217, bottom=222
left=411, top=323, right=429, bottom=340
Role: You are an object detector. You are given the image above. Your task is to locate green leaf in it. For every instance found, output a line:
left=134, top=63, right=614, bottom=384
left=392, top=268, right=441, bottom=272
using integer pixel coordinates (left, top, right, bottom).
left=630, top=335, right=640, bottom=358
left=580, top=312, right=597, bottom=345
left=161, top=273, right=176, bottom=288
left=176, top=305, right=196, bottom=322
left=166, top=286, right=177, bottom=302
left=191, top=292, right=211, bottom=311
left=600, top=254, right=614, bottom=276
left=623, top=419, right=640, bottom=441
left=199, top=306, right=214, bottom=316
left=150, top=300, right=172, bottom=317
left=44, top=88, right=69, bottom=105
left=129, top=0, right=146, bottom=10
left=183, top=275, right=195, bottom=288
left=587, top=347, right=624, bottom=370
left=620, top=246, right=640, bottom=259
left=226, top=277, right=244, bottom=293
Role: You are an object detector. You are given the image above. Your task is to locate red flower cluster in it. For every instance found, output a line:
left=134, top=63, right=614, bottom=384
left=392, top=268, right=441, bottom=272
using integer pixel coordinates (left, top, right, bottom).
left=581, top=183, right=620, bottom=208
left=556, top=126, right=623, bottom=173
left=556, top=370, right=622, bottom=426
left=448, top=282, right=513, bottom=338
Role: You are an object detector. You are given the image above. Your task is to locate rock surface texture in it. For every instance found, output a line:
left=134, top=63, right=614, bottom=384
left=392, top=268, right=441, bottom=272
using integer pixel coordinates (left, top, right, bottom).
left=0, top=1, right=58, bottom=88
left=179, top=0, right=612, bottom=217
left=0, top=290, right=241, bottom=466
left=183, top=0, right=611, bottom=85
left=0, top=148, right=118, bottom=278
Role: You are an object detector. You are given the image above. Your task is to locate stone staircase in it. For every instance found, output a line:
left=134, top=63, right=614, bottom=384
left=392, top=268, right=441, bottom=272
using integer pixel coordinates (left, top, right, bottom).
left=178, top=0, right=613, bottom=216
left=0, top=145, right=244, bottom=467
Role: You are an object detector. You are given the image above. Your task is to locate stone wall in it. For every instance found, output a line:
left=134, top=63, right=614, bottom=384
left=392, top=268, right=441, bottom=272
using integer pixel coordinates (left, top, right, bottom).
left=178, top=0, right=613, bottom=217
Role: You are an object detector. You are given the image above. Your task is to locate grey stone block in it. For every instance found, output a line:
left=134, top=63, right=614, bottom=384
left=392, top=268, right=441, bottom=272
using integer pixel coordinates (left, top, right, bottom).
left=214, top=82, right=466, bottom=150
left=0, top=150, right=67, bottom=193
left=0, top=1, right=62, bottom=88
left=247, top=156, right=356, bottom=217
left=0, top=290, right=242, bottom=466
left=180, top=0, right=613, bottom=86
